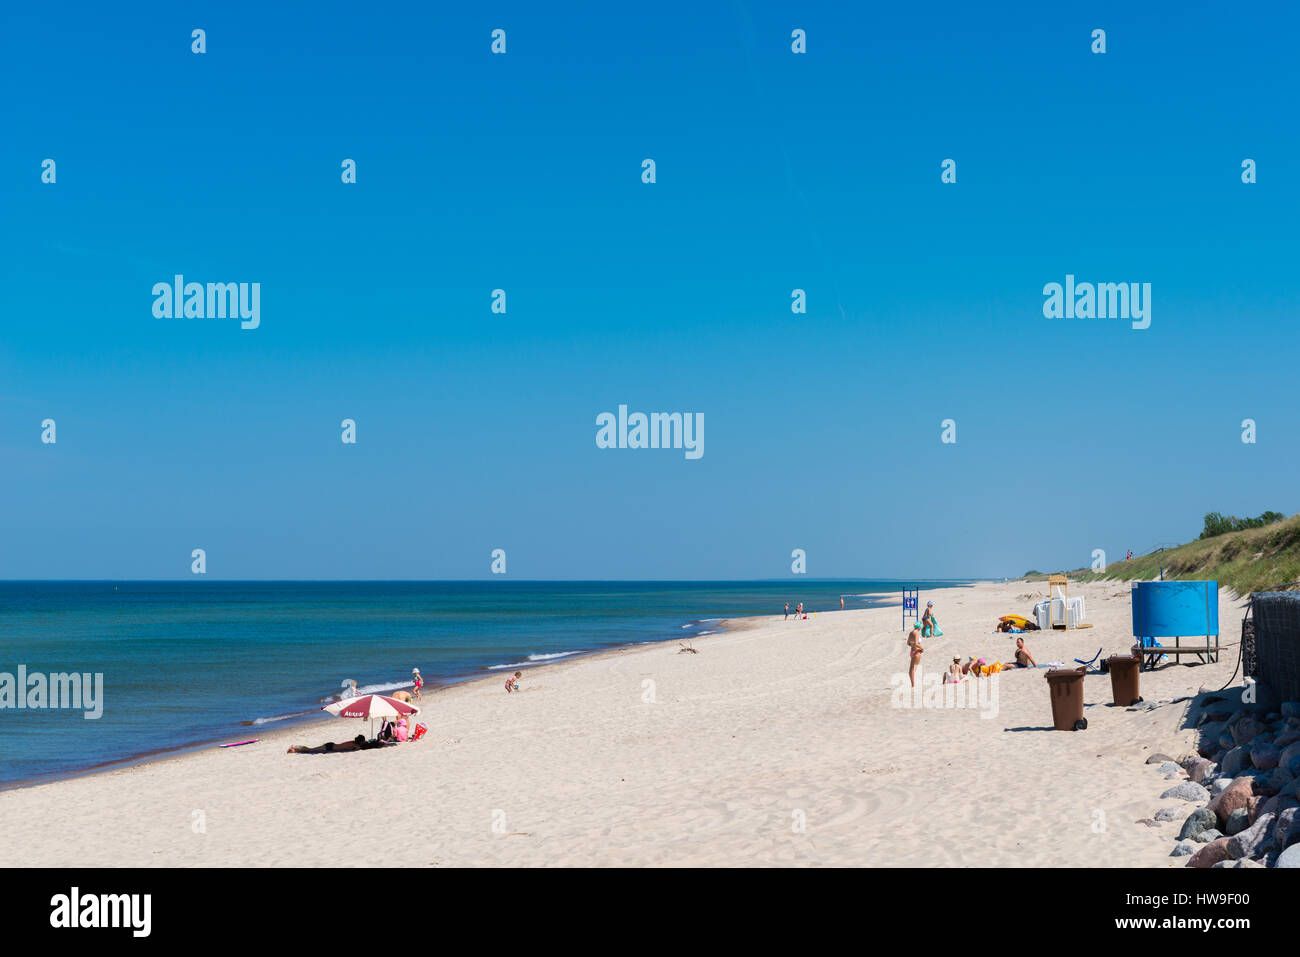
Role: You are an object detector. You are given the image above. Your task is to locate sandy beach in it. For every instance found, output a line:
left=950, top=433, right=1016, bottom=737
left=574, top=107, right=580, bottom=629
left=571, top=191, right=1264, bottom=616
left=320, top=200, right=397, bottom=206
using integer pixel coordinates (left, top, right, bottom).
left=0, top=580, right=1244, bottom=867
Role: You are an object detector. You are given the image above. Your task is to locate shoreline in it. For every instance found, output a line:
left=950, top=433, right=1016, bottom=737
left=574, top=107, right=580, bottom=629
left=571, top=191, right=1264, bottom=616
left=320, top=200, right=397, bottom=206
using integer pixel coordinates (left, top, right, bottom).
left=2, top=578, right=1235, bottom=867
left=1, top=585, right=926, bottom=795
left=0, top=583, right=927, bottom=794
left=0, top=609, right=811, bottom=795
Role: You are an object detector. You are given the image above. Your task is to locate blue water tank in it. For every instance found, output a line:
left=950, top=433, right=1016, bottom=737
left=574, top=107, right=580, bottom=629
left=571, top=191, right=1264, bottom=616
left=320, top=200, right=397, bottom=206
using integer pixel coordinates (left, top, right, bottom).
left=1131, top=581, right=1219, bottom=639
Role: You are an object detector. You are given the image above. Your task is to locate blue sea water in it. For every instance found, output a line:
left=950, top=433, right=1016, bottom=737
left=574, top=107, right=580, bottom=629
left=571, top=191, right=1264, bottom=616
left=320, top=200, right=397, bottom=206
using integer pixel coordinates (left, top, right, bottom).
left=0, top=580, right=965, bottom=788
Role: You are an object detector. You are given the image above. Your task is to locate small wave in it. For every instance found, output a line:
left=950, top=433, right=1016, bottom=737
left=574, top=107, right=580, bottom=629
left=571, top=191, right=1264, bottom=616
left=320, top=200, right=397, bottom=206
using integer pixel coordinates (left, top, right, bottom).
left=246, top=712, right=304, bottom=726
left=355, top=680, right=412, bottom=695
left=318, top=679, right=413, bottom=703
left=487, top=651, right=579, bottom=670
left=682, top=617, right=723, bottom=629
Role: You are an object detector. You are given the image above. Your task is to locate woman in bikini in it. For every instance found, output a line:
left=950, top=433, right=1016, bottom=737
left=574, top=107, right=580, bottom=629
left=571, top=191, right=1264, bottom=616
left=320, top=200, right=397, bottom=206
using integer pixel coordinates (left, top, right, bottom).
left=907, top=622, right=924, bottom=686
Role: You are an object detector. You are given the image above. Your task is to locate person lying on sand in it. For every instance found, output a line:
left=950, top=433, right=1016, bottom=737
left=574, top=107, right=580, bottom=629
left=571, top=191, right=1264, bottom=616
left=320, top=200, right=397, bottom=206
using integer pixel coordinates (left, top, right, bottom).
left=287, top=734, right=369, bottom=754
left=1012, top=637, right=1038, bottom=668
left=907, top=622, right=924, bottom=686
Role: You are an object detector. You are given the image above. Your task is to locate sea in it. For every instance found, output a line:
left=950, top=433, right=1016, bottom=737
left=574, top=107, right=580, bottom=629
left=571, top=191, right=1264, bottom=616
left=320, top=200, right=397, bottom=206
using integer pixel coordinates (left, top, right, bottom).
left=0, top=579, right=967, bottom=788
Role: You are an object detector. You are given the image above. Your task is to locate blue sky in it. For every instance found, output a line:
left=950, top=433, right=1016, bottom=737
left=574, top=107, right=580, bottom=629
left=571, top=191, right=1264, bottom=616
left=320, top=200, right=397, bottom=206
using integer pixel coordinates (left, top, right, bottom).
left=2, top=1, right=1297, bottom=579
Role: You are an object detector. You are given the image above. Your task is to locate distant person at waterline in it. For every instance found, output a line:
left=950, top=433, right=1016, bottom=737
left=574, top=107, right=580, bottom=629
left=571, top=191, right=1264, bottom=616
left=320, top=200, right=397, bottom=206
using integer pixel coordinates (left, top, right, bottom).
left=784, top=602, right=790, bottom=620
left=411, top=667, right=423, bottom=700
left=796, top=602, right=804, bottom=618
left=906, top=622, right=924, bottom=687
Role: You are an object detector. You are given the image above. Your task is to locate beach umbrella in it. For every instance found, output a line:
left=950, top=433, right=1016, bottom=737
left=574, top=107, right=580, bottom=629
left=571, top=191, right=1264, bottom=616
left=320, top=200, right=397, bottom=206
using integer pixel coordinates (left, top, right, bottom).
left=322, top=693, right=420, bottom=740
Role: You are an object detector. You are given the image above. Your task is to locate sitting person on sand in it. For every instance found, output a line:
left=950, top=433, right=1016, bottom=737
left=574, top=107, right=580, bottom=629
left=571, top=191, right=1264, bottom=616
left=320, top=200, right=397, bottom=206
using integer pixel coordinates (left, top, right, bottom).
left=906, top=622, right=924, bottom=686
left=394, top=717, right=409, bottom=742
left=1012, top=637, right=1038, bottom=668
left=943, top=657, right=966, bottom=684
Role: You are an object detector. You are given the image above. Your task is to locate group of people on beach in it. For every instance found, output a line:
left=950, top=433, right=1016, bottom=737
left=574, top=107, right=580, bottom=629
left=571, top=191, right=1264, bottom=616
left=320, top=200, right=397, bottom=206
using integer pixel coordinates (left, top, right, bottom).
left=906, top=600, right=1038, bottom=686
left=286, top=710, right=424, bottom=754
left=286, top=667, right=429, bottom=754
left=783, top=597, right=850, bottom=619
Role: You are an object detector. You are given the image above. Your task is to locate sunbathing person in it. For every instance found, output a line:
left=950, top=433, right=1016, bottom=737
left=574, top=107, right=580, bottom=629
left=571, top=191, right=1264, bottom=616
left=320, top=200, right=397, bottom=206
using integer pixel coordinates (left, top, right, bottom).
left=1012, top=637, right=1038, bottom=668
left=287, top=734, right=368, bottom=754
left=943, top=657, right=966, bottom=684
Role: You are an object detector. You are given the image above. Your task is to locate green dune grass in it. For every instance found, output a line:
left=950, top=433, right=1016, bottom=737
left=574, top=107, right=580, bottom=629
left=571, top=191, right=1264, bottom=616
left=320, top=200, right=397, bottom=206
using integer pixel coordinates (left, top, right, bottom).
left=1024, top=513, right=1300, bottom=596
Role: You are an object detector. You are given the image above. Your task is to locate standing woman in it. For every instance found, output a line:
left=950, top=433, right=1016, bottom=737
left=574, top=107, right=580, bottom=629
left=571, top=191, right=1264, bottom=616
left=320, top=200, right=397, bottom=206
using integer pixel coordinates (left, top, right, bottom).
left=907, top=621, right=925, bottom=687
left=922, top=601, right=942, bottom=638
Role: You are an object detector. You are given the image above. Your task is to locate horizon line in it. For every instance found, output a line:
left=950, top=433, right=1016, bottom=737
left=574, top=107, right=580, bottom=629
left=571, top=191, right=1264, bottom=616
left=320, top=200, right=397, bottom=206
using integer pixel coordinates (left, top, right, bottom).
left=0, top=577, right=993, bottom=584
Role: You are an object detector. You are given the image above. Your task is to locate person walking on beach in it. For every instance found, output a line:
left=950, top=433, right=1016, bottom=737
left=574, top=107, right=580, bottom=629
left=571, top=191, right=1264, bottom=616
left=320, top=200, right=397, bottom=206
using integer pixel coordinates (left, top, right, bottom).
left=411, top=668, right=423, bottom=700
left=784, top=602, right=790, bottom=620
left=906, top=622, right=924, bottom=687
left=921, top=601, right=937, bottom=637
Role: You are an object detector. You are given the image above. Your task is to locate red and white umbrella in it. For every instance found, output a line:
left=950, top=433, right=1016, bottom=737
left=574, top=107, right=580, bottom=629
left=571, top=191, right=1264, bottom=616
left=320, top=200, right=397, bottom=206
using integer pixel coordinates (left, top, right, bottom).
left=323, top=693, right=420, bottom=720
left=322, top=693, right=420, bottom=740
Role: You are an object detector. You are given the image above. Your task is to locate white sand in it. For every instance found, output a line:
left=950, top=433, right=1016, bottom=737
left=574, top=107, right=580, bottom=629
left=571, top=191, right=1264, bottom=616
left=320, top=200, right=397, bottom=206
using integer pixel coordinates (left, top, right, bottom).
left=0, top=580, right=1242, bottom=867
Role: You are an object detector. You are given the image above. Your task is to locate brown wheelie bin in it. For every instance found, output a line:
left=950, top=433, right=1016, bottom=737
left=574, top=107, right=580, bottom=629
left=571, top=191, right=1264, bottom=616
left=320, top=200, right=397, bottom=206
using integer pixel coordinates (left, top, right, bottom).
left=1045, top=666, right=1088, bottom=731
left=1107, top=655, right=1141, bottom=707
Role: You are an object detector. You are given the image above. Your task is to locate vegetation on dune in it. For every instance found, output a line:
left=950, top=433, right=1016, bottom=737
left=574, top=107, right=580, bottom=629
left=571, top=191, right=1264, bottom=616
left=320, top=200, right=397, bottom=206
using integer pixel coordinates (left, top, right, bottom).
left=1022, top=512, right=1300, bottom=596
left=1199, top=510, right=1285, bottom=540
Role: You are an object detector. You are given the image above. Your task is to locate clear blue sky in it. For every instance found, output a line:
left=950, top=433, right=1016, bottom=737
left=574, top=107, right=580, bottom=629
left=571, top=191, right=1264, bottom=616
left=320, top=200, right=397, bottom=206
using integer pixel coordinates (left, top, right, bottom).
left=2, top=1, right=1297, bottom=580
